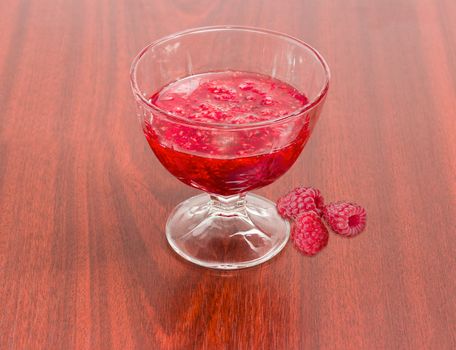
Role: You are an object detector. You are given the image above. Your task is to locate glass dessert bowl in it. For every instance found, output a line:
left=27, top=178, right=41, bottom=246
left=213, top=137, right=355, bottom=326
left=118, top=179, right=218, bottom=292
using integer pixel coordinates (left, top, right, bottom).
left=130, top=26, right=330, bottom=269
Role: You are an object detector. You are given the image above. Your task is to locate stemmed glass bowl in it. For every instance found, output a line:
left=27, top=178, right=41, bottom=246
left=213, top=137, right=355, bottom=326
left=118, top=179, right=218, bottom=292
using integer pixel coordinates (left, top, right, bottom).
left=130, top=26, right=330, bottom=269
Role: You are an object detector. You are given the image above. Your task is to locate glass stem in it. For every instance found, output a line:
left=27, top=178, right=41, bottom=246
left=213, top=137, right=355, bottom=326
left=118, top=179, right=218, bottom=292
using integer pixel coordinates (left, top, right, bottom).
left=210, top=193, right=247, bottom=216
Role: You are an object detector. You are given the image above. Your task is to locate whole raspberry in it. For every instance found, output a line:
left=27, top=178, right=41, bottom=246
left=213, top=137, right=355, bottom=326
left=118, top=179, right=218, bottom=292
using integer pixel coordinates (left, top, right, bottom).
left=277, top=186, right=325, bottom=220
left=291, top=212, right=329, bottom=256
left=323, top=201, right=367, bottom=237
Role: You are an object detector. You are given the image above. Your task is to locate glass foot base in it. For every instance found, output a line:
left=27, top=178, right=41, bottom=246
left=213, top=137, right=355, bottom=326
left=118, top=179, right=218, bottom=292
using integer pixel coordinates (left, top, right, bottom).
left=166, top=193, right=290, bottom=270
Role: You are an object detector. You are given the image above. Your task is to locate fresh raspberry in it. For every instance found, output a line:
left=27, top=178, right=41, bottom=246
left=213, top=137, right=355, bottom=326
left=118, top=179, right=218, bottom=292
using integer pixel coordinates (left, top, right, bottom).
left=323, top=201, right=367, bottom=237
left=276, top=186, right=325, bottom=220
left=291, top=212, right=329, bottom=256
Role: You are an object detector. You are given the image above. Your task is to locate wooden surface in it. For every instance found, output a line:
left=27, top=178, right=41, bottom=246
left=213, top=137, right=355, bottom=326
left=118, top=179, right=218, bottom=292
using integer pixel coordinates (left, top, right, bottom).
left=1, top=0, right=456, bottom=349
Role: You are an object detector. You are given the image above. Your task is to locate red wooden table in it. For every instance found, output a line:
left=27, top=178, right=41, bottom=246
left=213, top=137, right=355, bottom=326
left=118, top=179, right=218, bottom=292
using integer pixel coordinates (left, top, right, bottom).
left=1, top=0, right=455, bottom=349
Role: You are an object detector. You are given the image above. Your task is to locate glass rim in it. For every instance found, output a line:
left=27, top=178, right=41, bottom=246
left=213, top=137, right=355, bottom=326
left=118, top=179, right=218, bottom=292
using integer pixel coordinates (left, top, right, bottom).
left=130, top=25, right=330, bottom=129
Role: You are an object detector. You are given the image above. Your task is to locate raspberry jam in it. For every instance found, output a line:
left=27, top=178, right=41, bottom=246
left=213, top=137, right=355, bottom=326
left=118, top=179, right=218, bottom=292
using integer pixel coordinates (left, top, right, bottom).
left=144, top=71, right=313, bottom=195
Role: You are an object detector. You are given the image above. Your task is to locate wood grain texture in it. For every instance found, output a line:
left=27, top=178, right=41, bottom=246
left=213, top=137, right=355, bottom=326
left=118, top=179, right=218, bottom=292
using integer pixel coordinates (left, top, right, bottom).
left=1, top=0, right=455, bottom=349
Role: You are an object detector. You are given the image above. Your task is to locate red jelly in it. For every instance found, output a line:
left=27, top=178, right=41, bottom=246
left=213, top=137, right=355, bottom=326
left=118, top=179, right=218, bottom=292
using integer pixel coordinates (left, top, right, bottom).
left=144, top=71, right=313, bottom=195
